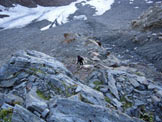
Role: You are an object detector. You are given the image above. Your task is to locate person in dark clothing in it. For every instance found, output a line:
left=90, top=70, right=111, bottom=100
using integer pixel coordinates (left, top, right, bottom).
left=77, top=55, right=84, bottom=65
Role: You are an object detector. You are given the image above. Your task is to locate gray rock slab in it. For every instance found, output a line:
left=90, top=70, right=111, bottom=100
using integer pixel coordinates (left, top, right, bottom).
left=48, top=98, right=143, bottom=122
left=12, top=104, right=45, bottom=122
left=26, top=88, right=48, bottom=113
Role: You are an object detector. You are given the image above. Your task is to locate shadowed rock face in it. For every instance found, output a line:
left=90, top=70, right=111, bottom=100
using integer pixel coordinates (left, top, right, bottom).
left=0, top=0, right=76, bottom=7
left=132, top=3, right=162, bottom=30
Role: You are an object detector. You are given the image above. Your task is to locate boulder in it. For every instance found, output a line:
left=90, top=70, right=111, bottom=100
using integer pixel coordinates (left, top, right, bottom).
left=48, top=98, right=143, bottom=122
left=12, top=104, right=45, bottom=122
left=4, top=93, right=24, bottom=105
left=0, top=92, right=4, bottom=106
left=25, top=88, right=48, bottom=113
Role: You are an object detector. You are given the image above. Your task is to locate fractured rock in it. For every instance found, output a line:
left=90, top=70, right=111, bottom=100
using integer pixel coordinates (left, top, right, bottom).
left=107, top=71, right=119, bottom=99
left=25, top=88, right=48, bottom=113
left=129, top=78, right=140, bottom=88
left=41, top=108, right=50, bottom=118
left=12, top=104, right=45, bottom=122
left=4, top=93, right=24, bottom=105
left=48, top=98, right=143, bottom=122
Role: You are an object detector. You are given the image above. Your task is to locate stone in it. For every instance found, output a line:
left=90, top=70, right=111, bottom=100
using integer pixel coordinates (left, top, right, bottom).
left=89, top=82, right=96, bottom=88
left=0, top=71, right=29, bottom=88
left=129, top=78, right=140, bottom=88
left=0, top=79, right=17, bottom=88
left=1, top=103, right=14, bottom=109
left=136, top=76, right=148, bottom=85
left=158, top=101, right=162, bottom=109
left=106, top=93, right=115, bottom=100
left=0, top=92, right=4, bottom=106
left=112, top=98, right=122, bottom=108
left=100, top=70, right=108, bottom=84
left=100, top=87, right=108, bottom=93
left=155, top=115, right=161, bottom=122
left=4, top=93, right=24, bottom=105
left=126, top=106, right=139, bottom=117
left=25, top=88, right=48, bottom=113
left=156, top=90, right=162, bottom=98
left=41, top=108, right=50, bottom=118
left=107, top=71, right=119, bottom=99
left=148, top=84, right=157, bottom=90
left=136, top=84, right=147, bottom=91
left=69, top=94, right=81, bottom=101
left=75, top=85, right=82, bottom=93
left=12, top=104, right=45, bottom=122
left=151, top=95, right=161, bottom=103
left=28, top=75, right=37, bottom=82
left=33, top=111, right=41, bottom=117
left=78, top=84, right=106, bottom=106
left=48, top=98, right=143, bottom=122
left=134, top=99, right=145, bottom=106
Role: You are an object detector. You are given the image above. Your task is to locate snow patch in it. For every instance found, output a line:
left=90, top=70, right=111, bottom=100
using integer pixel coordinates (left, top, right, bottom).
left=129, top=0, right=134, bottom=4
left=82, top=0, right=114, bottom=16
left=73, top=15, right=87, bottom=20
left=144, top=0, right=153, bottom=4
left=134, top=6, right=139, bottom=9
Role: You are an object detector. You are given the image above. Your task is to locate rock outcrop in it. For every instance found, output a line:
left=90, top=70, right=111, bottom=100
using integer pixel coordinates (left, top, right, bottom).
left=132, top=2, right=162, bottom=30
left=126, top=2, right=162, bottom=72
left=48, top=98, right=141, bottom=122
left=0, top=50, right=146, bottom=122
left=12, top=104, right=45, bottom=122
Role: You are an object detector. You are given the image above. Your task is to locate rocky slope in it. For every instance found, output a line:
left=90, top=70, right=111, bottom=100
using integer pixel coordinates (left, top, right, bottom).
left=131, top=2, right=162, bottom=72
left=0, top=0, right=162, bottom=122
left=111, top=2, right=162, bottom=72
left=0, top=32, right=162, bottom=121
left=132, top=2, right=162, bottom=30
left=0, top=50, right=142, bottom=122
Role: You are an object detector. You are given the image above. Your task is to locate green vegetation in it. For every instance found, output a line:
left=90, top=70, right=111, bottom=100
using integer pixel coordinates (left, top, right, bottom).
left=139, top=106, right=154, bottom=122
left=140, top=112, right=154, bottom=122
left=30, top=67, right=45, bottom=75
left=65, top=84, right=78, bottom=97
left=0, top=108, right=13, bottom=122
left=79, top=94, right=93, bottom=104
left=93, top=81, right=102, bottom=91
left=93, top=81, right=102, bottom=86
left=48, top=82, right=63, bottom=95
left=13, top=101, right=21, bottom=105
left=104, top=96, right=111, bottom=104
left=36, top=90, right=51, bottom=100
left=135, top=71, right=144, bottom=76
left=120, top=95, right=133, bottom=111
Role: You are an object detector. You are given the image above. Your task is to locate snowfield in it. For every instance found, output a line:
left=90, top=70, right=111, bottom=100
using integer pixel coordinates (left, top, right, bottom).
left=0, top=0, right=114, bottom=30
